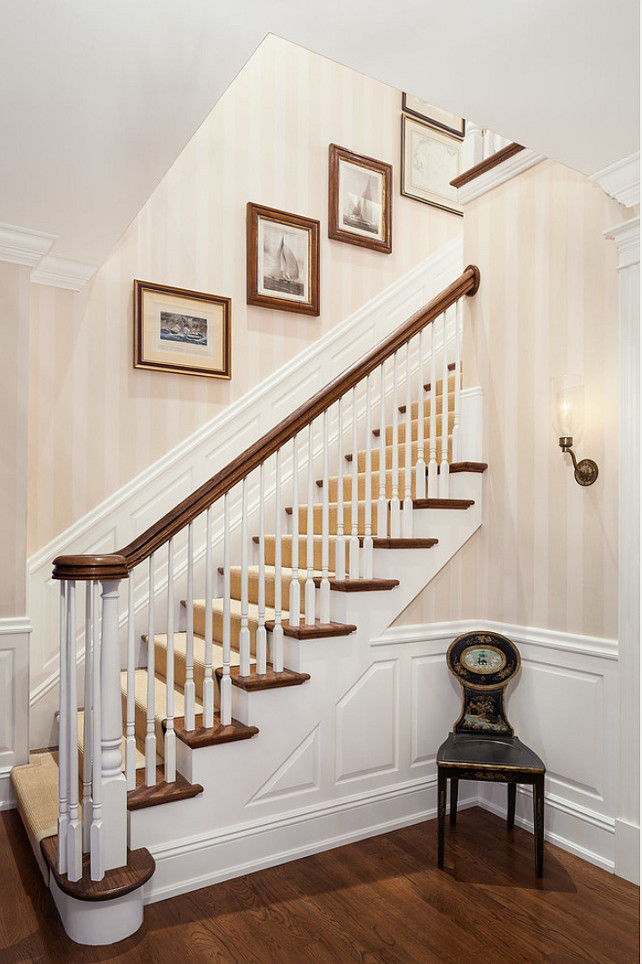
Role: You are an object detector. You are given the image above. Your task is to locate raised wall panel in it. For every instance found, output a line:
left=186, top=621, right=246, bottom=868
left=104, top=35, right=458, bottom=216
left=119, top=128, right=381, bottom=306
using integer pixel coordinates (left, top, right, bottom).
left=336, top=660, right=398, bottom=783
left=507, top=659, right=604, bottom=798
left=411, top=654, right=458, bottom=766
left=249, top=726, right=320, bottom=804
left=0, top=650, right=14, bottom=755
left=0, top=623, right=30, bottom=790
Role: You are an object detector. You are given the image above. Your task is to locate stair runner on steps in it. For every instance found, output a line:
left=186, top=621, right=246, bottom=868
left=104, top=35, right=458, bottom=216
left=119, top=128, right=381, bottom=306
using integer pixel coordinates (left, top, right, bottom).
left=11, top=364, right=485, bottom=884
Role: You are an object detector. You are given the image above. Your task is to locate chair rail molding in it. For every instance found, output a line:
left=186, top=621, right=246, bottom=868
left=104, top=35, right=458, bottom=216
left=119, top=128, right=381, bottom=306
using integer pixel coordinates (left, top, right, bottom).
left=591, top=152, right=640, bottom=209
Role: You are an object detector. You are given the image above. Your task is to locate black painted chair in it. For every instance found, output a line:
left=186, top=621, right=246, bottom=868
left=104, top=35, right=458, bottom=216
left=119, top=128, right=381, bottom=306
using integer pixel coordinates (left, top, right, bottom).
left=437, top=631, right=545, bottom=877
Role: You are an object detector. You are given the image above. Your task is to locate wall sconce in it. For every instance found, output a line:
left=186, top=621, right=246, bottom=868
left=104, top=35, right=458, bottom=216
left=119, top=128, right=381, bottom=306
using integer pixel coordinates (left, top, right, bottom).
left=551, top=375, right=599, bottom=486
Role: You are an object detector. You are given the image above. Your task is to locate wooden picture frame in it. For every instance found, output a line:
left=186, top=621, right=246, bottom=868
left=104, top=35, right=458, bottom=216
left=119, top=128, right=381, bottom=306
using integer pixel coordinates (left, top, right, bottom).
left=328, top=144, right=392, bottom=254
left=246, top=203, right=320, bottom=315
left=134, top=280, right=231, bottom=378
left=402, top=92, right=466, bottom=140
left=401, top=115, right=463, bottom=217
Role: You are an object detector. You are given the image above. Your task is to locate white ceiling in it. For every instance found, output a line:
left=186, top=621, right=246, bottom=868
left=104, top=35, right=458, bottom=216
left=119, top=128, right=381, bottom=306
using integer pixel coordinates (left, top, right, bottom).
left=1, top=0, right=638, bottom=267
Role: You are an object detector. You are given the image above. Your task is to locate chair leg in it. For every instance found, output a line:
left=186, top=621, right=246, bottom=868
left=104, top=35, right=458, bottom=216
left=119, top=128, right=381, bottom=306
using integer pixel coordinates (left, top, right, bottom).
left=437, top=768, right=447, bottom=869
left=507, top=782, right=516, bottom=829
left=533, top=775, right=545, bottom=877
left=450, top=778, right=459, bottom=825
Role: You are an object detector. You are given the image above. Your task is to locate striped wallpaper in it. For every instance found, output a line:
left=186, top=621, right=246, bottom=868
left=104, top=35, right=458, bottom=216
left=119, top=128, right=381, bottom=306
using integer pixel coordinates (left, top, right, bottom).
left=27, top=34, right=462, bottom=554
left=1, top=262, right=30, bottom=616
left=394, top=160, right=625, bottom=640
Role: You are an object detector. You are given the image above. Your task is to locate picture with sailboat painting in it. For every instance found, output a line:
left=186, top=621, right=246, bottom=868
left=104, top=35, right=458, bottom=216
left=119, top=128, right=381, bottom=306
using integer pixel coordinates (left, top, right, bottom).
left=329, top=144, right=392, bottom=253
left=246, top=203, right=320, bottom=316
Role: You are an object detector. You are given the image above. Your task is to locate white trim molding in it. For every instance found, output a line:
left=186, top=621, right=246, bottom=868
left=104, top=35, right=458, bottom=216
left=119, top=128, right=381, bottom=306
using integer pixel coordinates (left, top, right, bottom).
left=591, top=152, right=640, bottom=209
left=604, top=216, right=640, bottom=270
left=0, top=222, right=56, bottom=267
left=457, top=149, right=546, bottom=205
left=0, top=616, right=32, bottom=808
left=31, top=254, right=98, bottom=290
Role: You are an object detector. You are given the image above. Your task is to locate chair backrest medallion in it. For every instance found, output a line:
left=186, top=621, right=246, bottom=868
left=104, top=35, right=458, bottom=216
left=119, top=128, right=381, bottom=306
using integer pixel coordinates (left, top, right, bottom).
left=446, top=631, right=521, bottom=737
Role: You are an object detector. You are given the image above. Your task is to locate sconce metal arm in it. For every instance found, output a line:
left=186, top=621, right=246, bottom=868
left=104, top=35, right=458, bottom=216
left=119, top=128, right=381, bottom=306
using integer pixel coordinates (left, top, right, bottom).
left=558, top=437, right=599, bottom=486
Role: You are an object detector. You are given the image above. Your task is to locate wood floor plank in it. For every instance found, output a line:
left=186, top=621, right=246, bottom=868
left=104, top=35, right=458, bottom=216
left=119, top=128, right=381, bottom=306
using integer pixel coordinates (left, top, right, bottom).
left=0, top=806, right=638, bottom=963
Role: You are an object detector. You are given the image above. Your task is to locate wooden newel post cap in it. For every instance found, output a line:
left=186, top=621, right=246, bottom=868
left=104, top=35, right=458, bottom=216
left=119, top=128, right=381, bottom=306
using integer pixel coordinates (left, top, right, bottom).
left=464, top=264, right=481, bottom=297
left=52, top=554, right=129, bottom=581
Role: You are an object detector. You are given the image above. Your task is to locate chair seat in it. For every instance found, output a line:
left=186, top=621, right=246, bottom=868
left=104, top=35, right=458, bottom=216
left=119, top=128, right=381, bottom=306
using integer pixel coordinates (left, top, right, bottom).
left=437, top=732, right=545, bottom=773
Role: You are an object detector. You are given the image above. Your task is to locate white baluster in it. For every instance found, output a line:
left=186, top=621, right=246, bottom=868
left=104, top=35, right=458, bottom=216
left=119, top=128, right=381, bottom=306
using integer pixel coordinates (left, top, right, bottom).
left=57, top=581, right=69, bottom=875
left=239, top=479, right=251, bottom=676
left=164, top=539, right=176, bottom=783
left=415, top=329, right=426, bottom=498
left=203, top=508, right=214, bottom=727
left=305, top=423, right=316, bottom=624
left=403, top=343, right=413, bottom=537
left=90, top=581, right=103, bottom=881
left=66, top=581, right=81, bottom=881
left=428, top=318, right=438, bottom=497
left=184, top=523, right=195, bottom=731
left=256, top=463, right=268, bottom=673
left=461, top=121, right=483, bottom=170
left=390, top=353, right=401, bottom=537
left=320, top=411, right=331, bottom=620
left=439, top=309, right=450, bottom=497
left=289, top=435, right=301, bottom=623
left=363, top=376, right=374, bottom=577
left=335, top=402, right=346, bottom=581
left=272, top=452, right=284, bottom=672
left=220, top=493, right=232, bottom=726
left=377, top=363, right=388, bottom=536
left=349, top=387, right=360, bottom=577
left=82, top=582, right=94, bottom=848
left=99, top=579, right=127, bottom=872
left=125, top=575, right=136, bottom=790
left=452, top=298, right=462, bottom=462
left=145, top=556, right=156, bottom=786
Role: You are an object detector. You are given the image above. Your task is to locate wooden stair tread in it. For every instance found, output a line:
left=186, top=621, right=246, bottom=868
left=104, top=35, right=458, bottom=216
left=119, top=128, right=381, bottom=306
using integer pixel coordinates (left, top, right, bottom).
left=446, top=461, right=487, bottom=473
left=266, top=618, right=357, bottom=639
left=319, top=577, right=399, bottom=592
left=215, top=664, right=311, bottom=691
left=173, top=714, right=259, bottom=749
left=411, top=498, right=474, bottom=509
left=127, top=767, right=204, bottom=811
left=41, top=835, right=155, bottom=902
left=360, top=537, right=439, bottom=549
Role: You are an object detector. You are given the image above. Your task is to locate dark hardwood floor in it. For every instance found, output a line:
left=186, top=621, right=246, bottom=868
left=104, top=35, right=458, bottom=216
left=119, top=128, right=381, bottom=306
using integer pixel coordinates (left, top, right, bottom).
left=0, top=805, right=638, bottom=963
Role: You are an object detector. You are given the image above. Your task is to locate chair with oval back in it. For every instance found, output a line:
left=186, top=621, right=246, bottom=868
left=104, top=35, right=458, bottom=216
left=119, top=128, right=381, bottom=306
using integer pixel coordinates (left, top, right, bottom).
left=437, top=631, right=546, bottom=876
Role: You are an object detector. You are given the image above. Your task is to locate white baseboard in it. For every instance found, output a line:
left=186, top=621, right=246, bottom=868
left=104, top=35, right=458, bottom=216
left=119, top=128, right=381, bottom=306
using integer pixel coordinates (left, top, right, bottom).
left=144, top=777, right=478, bottom=904
left=615, top=818, right=640, bottom=884
left=0, top=769, right=16, bottom=811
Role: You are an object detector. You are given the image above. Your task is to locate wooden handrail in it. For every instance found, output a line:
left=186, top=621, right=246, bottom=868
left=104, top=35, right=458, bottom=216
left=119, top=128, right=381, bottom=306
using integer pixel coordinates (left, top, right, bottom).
left=450, top=144, right=524, bottom=189
left=53, top=265, right=480, bottom=580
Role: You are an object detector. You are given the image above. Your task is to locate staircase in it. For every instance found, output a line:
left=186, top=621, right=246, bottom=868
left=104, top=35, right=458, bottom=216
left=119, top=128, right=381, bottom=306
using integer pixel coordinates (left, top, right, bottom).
left=11, top=266, right=485, bottom=945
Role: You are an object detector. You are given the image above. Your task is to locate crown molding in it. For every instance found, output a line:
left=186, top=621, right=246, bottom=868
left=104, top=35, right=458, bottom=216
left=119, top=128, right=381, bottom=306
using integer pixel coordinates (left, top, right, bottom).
left=604, top=216, right=640, bottom=269
left=31, top=254, right=98, bottom=290
left=457, top=149, right=546, bottom=205
left=0, top=222, right=57, bottom=267
left=591, top=152, right=640, bottom=208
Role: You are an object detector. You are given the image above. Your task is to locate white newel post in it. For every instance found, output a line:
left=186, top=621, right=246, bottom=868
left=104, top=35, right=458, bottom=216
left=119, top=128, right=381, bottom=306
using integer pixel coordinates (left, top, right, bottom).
left=99, top=579, right=128, bottom=872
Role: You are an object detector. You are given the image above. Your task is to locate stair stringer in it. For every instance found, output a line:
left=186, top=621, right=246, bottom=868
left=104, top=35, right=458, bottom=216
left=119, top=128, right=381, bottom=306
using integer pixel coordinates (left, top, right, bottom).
left=128, top=476, right=482, bottom=904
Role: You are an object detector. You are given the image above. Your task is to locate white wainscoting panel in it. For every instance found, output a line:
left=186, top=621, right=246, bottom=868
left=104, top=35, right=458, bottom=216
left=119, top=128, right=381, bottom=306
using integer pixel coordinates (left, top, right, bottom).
left=0, top=618, right=31, bottom=809
left=336, top=660, right=398, bottom=783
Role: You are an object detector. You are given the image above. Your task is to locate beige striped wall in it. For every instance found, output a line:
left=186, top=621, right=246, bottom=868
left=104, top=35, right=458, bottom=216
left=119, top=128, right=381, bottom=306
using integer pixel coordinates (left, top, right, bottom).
left=394, top=160, right=625, bottom=639
left=27, top=34, right=462, bottom=554
left=1, top=262, right=30, bottom=616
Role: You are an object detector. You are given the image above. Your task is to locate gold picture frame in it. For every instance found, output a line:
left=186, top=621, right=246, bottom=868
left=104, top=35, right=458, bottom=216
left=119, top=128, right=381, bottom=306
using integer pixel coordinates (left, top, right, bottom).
left=246, top=203, right=320, bottom=315
left=134, top=280, right=231, bottom=379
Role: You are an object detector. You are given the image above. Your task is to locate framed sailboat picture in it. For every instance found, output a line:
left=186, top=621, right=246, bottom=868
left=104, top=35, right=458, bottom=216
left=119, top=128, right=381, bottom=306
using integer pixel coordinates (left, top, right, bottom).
left=246, top=203, right=320, bottom=315
left=134, top=280, right=231, bottom=379
left=328, top=145, right=392, bottom=253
